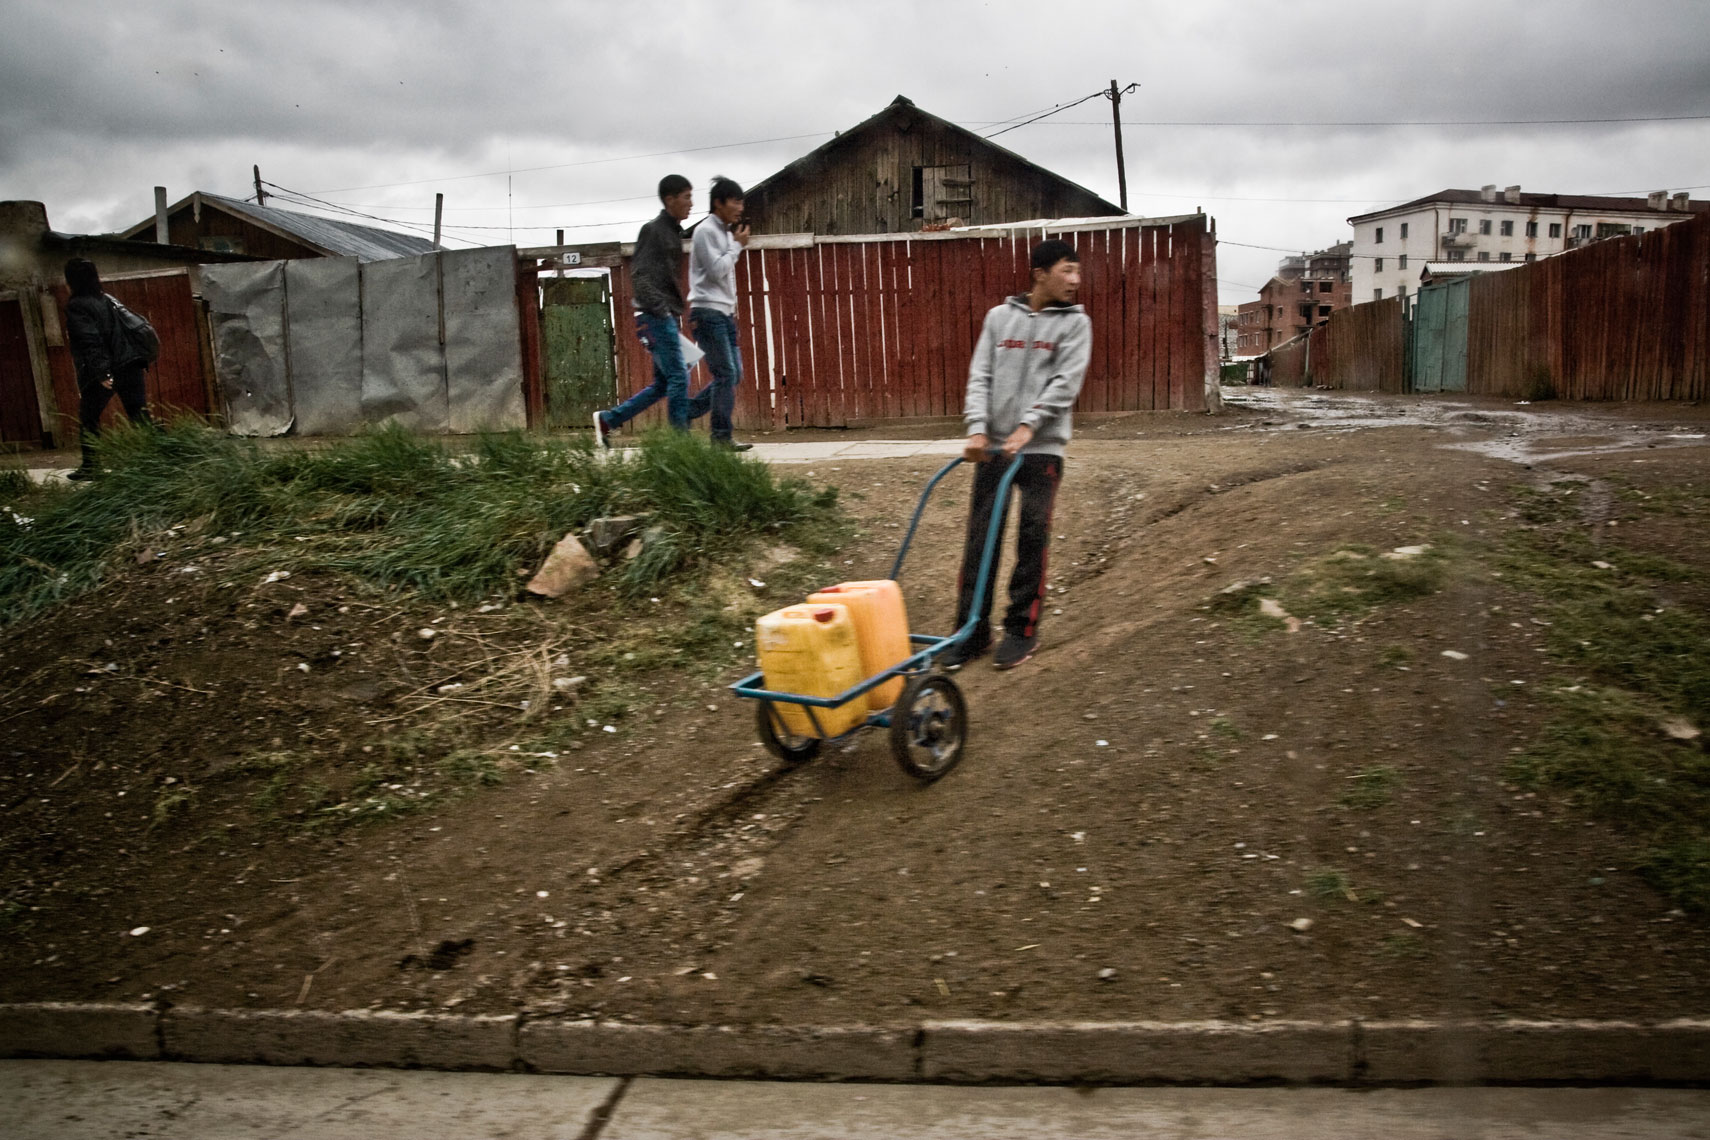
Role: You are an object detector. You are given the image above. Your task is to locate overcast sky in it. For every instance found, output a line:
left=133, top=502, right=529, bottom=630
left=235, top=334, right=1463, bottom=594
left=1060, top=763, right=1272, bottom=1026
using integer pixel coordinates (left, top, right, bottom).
left=4, top=0, right=1707, bottom=304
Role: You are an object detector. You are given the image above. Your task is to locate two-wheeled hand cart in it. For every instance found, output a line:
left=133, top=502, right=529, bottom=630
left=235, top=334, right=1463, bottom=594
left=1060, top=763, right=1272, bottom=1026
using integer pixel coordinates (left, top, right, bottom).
left=730, top=453, right=1021, bottom=783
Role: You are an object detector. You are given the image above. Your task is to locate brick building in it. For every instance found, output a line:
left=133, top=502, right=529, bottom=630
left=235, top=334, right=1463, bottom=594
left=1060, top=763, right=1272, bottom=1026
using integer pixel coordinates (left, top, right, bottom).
left=1234, top=242, right=1351, bottom=355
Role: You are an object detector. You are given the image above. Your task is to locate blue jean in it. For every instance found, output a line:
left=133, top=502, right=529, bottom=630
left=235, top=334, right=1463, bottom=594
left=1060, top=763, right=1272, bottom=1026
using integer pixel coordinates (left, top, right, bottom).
left=605, top=312, right=707, bottom=431
left=689, top=307, right=742, bottom=442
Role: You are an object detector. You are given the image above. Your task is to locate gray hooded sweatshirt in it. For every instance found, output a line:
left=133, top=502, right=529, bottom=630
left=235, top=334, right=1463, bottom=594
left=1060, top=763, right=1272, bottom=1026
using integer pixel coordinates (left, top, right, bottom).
left=963, top=295, right=1091, bottom=458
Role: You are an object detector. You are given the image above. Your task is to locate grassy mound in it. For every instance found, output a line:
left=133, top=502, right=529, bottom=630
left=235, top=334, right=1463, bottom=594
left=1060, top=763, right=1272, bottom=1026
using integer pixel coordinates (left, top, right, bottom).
left=0, top=423, right=839, bottom=624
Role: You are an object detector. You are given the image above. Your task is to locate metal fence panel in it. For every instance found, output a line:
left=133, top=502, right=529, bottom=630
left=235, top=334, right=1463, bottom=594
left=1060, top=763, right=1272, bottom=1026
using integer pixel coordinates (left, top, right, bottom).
left=441, top=247, right=526, bottom=433
left=202, top=261, right=292, bottom=436
left=360, top=253, right=447, bottom=431
left=284, top=257, right=363, bottom=435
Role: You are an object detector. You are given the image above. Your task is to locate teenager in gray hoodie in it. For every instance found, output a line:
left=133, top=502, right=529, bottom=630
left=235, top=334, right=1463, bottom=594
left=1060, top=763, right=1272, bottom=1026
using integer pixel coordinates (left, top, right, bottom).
left=942, top=239, right=1090, bottom=671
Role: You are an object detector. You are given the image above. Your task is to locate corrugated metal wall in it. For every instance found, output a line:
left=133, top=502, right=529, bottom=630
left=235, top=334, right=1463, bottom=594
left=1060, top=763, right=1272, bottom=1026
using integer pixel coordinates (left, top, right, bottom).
left=607, top=216, right=1217, bottom=431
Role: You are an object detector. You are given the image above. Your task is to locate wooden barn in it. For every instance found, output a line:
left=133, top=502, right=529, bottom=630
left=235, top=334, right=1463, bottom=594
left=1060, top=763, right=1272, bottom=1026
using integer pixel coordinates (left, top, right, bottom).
left=741, top=95, right=1124, bottom=235
left=117, top=191, right=437, bottom=262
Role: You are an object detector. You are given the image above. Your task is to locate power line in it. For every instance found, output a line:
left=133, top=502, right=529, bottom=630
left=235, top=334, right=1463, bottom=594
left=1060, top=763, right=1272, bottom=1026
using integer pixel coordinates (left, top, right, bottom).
left=983, top=89, right=1110, bottom=139
left=986, top=113, right=1710, bottom=128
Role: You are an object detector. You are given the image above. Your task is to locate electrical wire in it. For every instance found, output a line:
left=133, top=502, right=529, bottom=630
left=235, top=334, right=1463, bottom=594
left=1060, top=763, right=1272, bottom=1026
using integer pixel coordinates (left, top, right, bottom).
left=993, top=113, right=1710, bottom=128
left=983, top=89, right=1111, bottom=139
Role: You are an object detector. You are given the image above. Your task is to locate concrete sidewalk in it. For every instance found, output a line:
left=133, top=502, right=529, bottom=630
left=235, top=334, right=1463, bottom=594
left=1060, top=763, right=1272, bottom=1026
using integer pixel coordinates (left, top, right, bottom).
left=7, top=1060, right=1709, bottom=1139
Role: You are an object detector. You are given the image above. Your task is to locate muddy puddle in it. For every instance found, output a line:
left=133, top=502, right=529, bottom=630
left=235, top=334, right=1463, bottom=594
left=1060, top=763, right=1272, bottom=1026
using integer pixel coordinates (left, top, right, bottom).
left=1221, top=387, right=1708, bottom=465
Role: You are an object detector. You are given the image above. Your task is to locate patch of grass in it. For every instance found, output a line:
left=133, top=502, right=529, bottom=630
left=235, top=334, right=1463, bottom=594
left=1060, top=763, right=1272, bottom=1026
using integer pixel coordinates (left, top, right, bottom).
left=1380, top=933, right=1429, bottom=959
left=0, top=468, right=29, bottom=497
left=1511, top=483, right=1585, bottom=525
left=1607, top=478, right=1709, bottom=520
left=1284, top=544, right=1450, bottom=623
left=1306, top=867, right=1383, bottom=904
left=1209, top=716, right=1241, bottom=739
left=150, top=784, right=194, bottom=829
left=1378, top=645, right=1413, bottom=669
left=0, top=421, right=845, bottom=624
left=1498, top=484, right=1710, bottom=910
left=1306, top=868, right=1351, bottom=899
left=1341, top=765, right=1401, bottom=810
left=441, top=750, right=505, bottom=787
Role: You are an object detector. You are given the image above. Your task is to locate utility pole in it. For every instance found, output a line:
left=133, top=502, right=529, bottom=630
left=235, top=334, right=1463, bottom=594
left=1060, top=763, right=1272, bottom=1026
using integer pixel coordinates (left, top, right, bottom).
left=253, top=165, right=266, bottom=206
left=433, top=193, right=444, bottom=249
left=1104, top=80, right=1139, bottom=212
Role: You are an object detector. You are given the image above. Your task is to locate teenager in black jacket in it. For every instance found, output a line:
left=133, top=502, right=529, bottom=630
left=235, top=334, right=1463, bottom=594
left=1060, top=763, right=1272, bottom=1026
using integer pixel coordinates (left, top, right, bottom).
left=63, top=258, right=151, bottom=479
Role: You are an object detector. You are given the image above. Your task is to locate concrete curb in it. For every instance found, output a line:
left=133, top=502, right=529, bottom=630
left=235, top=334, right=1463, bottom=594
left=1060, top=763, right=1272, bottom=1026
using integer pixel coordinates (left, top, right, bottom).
left=4, top=1004, right=1709, bottom=1083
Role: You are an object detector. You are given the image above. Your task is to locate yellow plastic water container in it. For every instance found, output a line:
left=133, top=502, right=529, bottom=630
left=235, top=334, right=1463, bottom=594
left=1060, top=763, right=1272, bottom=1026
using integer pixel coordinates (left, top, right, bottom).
left=808, top=580, right=911, bottom=709
left=754, top=604, right=868, bottom=737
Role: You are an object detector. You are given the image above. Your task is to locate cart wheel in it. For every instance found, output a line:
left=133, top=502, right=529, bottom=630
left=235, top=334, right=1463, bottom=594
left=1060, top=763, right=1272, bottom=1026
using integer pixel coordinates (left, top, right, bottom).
left=756, top=700, right=822, bottom=764
left=890, top=674, right=967, bottom=782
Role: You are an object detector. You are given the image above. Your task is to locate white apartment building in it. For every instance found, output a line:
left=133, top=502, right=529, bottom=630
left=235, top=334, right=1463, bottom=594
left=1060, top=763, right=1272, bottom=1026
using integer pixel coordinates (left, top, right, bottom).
left=1348, top=186, right=1702, bottom=303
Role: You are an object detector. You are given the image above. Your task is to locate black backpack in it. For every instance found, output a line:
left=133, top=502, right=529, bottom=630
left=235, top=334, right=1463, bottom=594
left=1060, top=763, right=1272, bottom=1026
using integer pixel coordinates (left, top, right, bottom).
left=106, top=294, right=162, bottom=366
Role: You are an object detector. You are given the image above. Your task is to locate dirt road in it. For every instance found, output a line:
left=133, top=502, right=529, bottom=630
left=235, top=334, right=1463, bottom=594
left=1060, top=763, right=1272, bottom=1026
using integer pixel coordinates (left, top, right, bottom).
left=4, top=389, right=1708, bottom=1029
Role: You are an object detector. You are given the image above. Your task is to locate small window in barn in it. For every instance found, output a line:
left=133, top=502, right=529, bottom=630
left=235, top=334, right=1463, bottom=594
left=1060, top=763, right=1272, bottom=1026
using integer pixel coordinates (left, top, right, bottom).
left=1400, top=222, right=1409, bottom=239
left=1375, top=226, right=1384, bottom=244
left=200, top=235, right=245, bottom=254
left=1500, top=220, right=1513, bottom=236
left=1374, top=257, right=1383, bottom=272
left=1549, top=222, right=1562, bottom=238
left=911, top=167, right=924, bottom=218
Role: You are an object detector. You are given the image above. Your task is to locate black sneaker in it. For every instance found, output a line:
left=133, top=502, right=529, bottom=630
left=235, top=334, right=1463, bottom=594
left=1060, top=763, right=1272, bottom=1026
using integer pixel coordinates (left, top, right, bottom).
left=66, top=467, right=97, bottom=482
left=937, top=637, right=989, bottom=671
left=993, top=633, right=1038, bottom=670
left=714, top=439, right=754, bottom=452
left=593, top=412, right=612, bottom=450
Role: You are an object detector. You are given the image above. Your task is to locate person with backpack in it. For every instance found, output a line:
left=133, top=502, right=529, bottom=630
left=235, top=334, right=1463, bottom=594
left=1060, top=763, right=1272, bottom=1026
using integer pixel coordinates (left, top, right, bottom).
left=63, top=258, right=155, bottom=480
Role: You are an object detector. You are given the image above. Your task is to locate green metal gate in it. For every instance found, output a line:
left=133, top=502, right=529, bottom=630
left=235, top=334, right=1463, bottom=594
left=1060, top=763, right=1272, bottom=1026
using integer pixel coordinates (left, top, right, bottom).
left=541, top=276, right=617, bottom=429
left=1409, top=277, right=1469, bottom=393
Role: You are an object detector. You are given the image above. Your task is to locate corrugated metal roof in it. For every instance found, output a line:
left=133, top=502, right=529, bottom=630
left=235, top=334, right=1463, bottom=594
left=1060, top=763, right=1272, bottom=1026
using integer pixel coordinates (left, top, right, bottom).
left=1419, top=260, right=1527, bottom=278
left=119, top=192, right=439, bottom=261
left=200, top=193, right=437, bottom=261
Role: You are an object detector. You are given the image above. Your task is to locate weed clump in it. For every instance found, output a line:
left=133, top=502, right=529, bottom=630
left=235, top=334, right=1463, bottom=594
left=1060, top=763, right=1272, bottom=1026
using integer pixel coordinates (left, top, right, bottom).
left=0, top=422, right=841, bottom=624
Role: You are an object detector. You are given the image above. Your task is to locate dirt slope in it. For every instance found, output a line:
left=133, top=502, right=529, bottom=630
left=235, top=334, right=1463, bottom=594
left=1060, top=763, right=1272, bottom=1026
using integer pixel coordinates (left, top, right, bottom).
left=4, top=393, right=1708, bottom=1028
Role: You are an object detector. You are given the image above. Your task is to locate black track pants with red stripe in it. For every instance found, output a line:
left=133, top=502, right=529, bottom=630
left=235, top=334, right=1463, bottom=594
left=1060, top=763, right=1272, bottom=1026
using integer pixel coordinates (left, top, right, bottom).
left=954, top=452, right=1063, bottom=647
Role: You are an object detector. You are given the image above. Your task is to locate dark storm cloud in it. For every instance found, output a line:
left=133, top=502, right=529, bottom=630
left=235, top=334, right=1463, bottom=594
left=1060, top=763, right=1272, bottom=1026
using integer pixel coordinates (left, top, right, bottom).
left=3, top=0, right=1705, bottom=298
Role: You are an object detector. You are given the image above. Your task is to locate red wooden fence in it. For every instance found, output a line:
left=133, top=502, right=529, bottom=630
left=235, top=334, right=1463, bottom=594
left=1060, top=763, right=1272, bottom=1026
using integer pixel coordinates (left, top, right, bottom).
left=1268, top=209, right=1710, bottom=401
left=44, top=269, right=212, bottom=441
left=1465, top=208, right=1710, bottom=400
left=605, top=215, right=1216, bottom=430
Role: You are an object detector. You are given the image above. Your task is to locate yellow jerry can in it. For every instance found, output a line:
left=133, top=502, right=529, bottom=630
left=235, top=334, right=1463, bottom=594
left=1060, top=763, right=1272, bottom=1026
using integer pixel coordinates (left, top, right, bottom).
left=807, top=580, right=911, bottom=709
left=754, top=604, right=868, bottom=737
